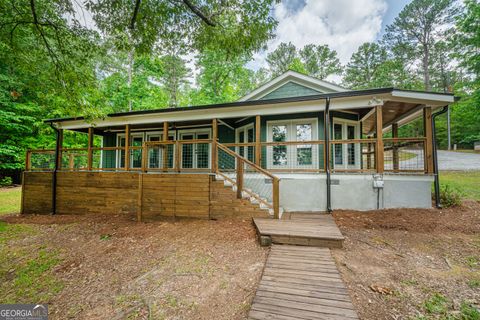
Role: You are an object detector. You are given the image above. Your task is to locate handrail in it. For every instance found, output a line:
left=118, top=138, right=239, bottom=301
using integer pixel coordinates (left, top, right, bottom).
left=217, top=142, right=281, bottom=219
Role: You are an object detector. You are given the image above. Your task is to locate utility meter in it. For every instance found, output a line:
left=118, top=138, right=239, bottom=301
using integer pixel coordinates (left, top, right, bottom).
left=373, top=174, right=384, bottom=188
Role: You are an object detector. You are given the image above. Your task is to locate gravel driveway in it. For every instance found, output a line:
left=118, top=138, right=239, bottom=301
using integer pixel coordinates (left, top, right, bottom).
left=438, top=150, right=480, bottom=170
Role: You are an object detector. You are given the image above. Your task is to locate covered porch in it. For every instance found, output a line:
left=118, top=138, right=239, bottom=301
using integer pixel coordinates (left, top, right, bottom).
left=23, top=88, right=454, bottom=218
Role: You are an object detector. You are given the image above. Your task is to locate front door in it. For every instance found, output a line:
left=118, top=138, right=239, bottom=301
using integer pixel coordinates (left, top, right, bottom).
left=236, top=125, right=255, bottom=162
left=180, top=131, right=211, bottom=169
left=333, top=120, right=360, bottom=170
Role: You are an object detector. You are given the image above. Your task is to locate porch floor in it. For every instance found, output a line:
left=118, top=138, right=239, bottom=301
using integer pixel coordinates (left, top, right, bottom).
left=253, top=213, right=344, bottom=248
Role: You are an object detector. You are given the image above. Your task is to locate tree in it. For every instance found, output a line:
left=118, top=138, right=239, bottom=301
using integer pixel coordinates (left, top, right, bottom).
left=266, top=42, right=297, bottom=77
left=299, top=44, right=342, bottom=79
left=343, top=43, right=389, bottom=89
left=383, top=0, right=459, bottom=91
left=159, top=55, right=190, bottom=107
left=195, top=49, right=255, bottom=104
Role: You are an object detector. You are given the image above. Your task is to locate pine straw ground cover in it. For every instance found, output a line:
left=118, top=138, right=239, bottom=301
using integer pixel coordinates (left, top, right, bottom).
left=0, top=213, right=267, bottom=319
left=332, top=200, right=480, bottom=320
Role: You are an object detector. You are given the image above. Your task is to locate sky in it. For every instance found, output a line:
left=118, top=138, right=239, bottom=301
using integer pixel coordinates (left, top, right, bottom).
left=248, top=0, right=411, bottom=74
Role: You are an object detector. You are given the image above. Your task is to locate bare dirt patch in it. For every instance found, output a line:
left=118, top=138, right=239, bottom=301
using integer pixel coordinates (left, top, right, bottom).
left=332, top=201, right=480, bottom=319
left=0, top=213, right=267, bottom=319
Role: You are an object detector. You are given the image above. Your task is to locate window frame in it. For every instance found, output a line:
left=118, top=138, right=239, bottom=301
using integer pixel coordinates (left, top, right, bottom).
left=332, top=117, right=361, bottom=170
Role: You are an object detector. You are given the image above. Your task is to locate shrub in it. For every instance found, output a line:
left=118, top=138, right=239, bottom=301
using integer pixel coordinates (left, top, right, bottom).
left=440, top=184, right=462, bottom=208
left=0, top=177, right=12, bottom=187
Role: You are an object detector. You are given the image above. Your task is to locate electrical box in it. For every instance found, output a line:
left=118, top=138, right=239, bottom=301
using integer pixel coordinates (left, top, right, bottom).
left=373, top=174, right=384, bottom=189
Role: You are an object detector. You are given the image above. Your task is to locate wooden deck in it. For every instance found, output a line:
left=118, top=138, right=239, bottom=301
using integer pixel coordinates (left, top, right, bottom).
left=249, top=245, right=358, bottom=320
left=253, top=213, right=344, bottom=248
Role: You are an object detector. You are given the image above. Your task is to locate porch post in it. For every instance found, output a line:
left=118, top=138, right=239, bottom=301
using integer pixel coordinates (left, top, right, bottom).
left=125, top=124, right=130, bottom=171
left=255, top=115, right=261, bottom=167
left=375, top=105, right=384, bottom=173
left=163, top=121, right=169, bottom=172
left=87, top=127, right=94, bottom=171
left=212, top=118, right=218, bottom=173
left=392, top=123, right=399, bottom=171
left=423, top=106, right=434, bottom=174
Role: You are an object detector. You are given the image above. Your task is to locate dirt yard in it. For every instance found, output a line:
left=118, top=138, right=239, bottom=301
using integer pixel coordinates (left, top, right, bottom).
left=0, top=214, right=267, bottom=319
left=332, top=201, right=480, bottom=320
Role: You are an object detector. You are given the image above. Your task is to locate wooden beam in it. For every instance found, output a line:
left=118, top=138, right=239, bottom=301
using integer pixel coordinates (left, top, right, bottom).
left=125, top=124, right=130, bottom=171
left=236, top=158, right=243, bottom=199
left=392, top=123, right=399, bottom=171
left=375, top=106, right=384, bottom=173
left=163, top=121, right=169, bottom=172
left=175, top=140, right=181, bottom=172
left=212, top=118, right=218, bottom=173
left=255, top=115, right=261, bottom=166
left=87, top=127, right=94, bottom=171
left=141, top=142, right=147, bottom=172
left=423, top=107, right=434, bottom=174
left=273, top=178, right=280, bottom=219
left=137, top=173, right=143, bottom=222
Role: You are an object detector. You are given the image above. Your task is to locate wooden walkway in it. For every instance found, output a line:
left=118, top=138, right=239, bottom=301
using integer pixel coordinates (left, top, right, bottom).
left=249, top=245, right=358, bottom=320
left=253, top=213, right=344, bottom=248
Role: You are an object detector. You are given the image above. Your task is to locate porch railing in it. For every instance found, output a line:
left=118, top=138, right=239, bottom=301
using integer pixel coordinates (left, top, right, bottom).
left=216, top=143, right=280, bottom=218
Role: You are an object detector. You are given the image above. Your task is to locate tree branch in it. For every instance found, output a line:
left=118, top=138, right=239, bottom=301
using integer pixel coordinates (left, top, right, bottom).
left=181, top=0, right=216, bottom=26
left=130, top=0, right=141, bottom=30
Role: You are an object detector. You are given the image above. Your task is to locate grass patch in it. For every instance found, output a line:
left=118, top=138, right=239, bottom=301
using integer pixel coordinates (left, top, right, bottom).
left=439, top=171, right=480, bottom=201
left=414, top=293, right=480, bottom=320
left=0, top=187, right=21, bottom=215
left=0, top=221, right=63, bottom=303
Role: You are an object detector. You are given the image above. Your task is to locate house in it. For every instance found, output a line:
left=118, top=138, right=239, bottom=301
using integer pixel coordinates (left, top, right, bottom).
left=22, top=71, right=456, bottom=220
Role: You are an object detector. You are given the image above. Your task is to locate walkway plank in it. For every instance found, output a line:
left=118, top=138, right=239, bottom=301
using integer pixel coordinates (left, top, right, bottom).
left=253, top=214, right=344, bottom=248
left=249, top=245, right=358, bottom=320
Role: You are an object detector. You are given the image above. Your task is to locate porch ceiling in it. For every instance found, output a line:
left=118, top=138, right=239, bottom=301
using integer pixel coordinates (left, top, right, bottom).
left=361, top=101, right=422, bottom=135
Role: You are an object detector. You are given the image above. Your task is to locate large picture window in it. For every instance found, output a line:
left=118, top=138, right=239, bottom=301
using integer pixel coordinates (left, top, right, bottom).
left=267, top=119, right=318, bottom=169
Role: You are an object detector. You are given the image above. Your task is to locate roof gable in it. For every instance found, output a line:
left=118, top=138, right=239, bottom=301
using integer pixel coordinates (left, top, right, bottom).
left=238, top=70, right=347, bottom=101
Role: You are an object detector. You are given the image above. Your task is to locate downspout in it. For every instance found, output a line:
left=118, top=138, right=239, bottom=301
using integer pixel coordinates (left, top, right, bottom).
left=50, top=123, right=61, bottom=215
left=324, top=97, right=332, bottom=213
left=432, top=105, right=449, bottom=209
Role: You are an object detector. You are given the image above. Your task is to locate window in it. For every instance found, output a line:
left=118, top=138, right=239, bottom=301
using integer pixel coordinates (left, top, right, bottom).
left=236, top=124, right=255, bottom=162
left=179, top=129, right=211, bottom=169
left=332, top=118, right=360, bottom=170
left=116, top=133, right=144, bottom=169
left=146, top=132, right=175, bottom=169
left=267, top=119, right=318, bottom=169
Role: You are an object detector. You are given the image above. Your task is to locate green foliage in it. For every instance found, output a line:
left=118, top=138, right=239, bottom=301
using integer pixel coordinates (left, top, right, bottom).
left=299, top=44, right=342, bottom=80
left=0, top=187, right=21, bottom=215
left=266, top=42, right=298, bottom=77
left=0, top=177, right=12, bottom=187
left=440, top=171, right=480, bottom=201
left=439, top=184, right=462, bottom=208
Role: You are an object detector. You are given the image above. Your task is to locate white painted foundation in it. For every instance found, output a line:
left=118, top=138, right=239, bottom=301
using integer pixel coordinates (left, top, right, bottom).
left=277, top=173, right=434, bottom=212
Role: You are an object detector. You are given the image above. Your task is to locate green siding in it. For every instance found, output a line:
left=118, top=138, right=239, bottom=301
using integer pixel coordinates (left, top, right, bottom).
left=260, top=82, right=321, bottom=100
left=102, top=133, right=117, bottom=168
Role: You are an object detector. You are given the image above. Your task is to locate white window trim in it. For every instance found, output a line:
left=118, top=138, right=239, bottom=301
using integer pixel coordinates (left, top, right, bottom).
left=266, top=118, right=318, bottom=169
left=177, top=128, right=212, bottom=169
left=145, top=131, right=176, bottom=169
left=116, top=132, right=144, bottom=169
left=332, top=117, right=361, bottom=170
left=235, top=123, right=255, bottom=161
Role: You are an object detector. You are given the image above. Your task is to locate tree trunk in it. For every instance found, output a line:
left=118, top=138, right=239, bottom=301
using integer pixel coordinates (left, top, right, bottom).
left=128, top=48, right=134, bottom=111
left=423, top=45, right=431, bottom=91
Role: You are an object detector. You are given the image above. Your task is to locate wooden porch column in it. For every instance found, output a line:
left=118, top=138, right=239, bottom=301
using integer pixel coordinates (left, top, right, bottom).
left=236, top=158, right=244, bottom=199
left=87, top=127, right=94, bottom=171
left=212, top=118, right=218, bottom=173
left=392, top=123, right=399, bottom=171
left=255, top=115, right=261, bottom=167
left=57, top=129, right=63, bottom=170
left=125, top=124, right=130, bottom=171
left=423, top=106, right=434, bottom=174
left=163, top=121, right=169, bottom=171
left=375, top=106, right=384, bottom=173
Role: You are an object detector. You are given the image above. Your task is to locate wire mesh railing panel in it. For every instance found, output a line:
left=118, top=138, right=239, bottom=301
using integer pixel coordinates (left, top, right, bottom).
left=243, top=162, right=273, bottom=204
left=329, top=141, right=377, bottom=172
left=262, top=142, right=324, bottom=171
left=29, top=151, right=55, bottom=171
left=384, top=139, right=425, bottom=172
left=217, top=146, right=237, bottom=182
left=60, top=149, right=88, bottom=170
left=145, top=144, right=175, bottom=170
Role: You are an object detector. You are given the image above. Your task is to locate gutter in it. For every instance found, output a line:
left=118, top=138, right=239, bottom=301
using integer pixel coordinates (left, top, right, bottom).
left=432, top=105, right=449, bottom=208
left=49, top=123, right=61, bottom=215
left=324, top=97, right=332, bottom=213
